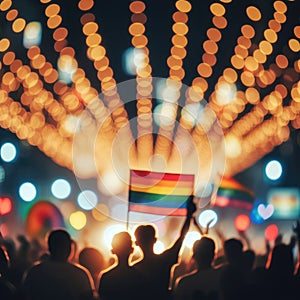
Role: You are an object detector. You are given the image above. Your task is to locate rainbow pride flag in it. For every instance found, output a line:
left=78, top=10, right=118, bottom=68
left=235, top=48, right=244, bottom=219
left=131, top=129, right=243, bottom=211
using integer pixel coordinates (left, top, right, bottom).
left=128, top=170, right=194, bottom=216
left=213, top=177, right=254, bottom=210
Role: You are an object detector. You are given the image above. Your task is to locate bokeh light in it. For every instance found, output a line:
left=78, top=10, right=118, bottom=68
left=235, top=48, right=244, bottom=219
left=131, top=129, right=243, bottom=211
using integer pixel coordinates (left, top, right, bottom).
left=183, top=231, right=201, bottom=248
left=265, top=224, right=279, bottom=241
left=154, top=240, right=165, bottom=254
left=19, top=182, right=37, bottom=202
left=69, top=211, right=87, bottom=230
left=77, top=190, right=98, bottom=210
left=198, top=209, right=218, bottom=228
left=234, top=214, right=251, bottom=232
left=265, top=160, right=283, bottom=180
left=23, top=21, right=42, bottom=49
left=0, top=142, right=17, bottom=162
left=0, top=197, right=12, bottom=215
left=103, top=224, right=127, bottom=250
left=257, top=203, right=274, bottom=220
left=51, top=178, right=71, bottom=199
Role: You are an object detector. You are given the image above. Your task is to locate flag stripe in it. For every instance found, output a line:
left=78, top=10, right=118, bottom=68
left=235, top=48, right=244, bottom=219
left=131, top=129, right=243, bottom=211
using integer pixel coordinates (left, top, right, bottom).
left=130, top=170, right=194, bottom=183
left=130, top=176, right=194, bottom=189
left=129, top=203, right=187, bottom=216
left=128, top=170, right=194, bottom=216
left=130, top=184, right=194, bottom=196
left=217, top=188, right=254, bottom=203
left=220, top=177, right=254, bottom=196
left=129, top=191, right=189, bottom=207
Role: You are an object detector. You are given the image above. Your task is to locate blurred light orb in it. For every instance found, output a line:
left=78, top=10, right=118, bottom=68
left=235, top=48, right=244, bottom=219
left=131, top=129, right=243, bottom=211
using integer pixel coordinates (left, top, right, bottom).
left=198, top=209, right=218, bottom=228
left=58, top=55, right=77, bottom=84
left=265, top=160, right=282, bottom=180
left=183, top=231, right=201, bottom=248
left=265, top=224, right=279, bottom=241
left=257, top=203, right=274, bottom=220
left=23, top=21, right=42, bottom=48
left=122, top=47, right=146, bottom=75
left=154, top=240, right=165, bottom=254
left=77, top=190, right=98, bottom=210
left=19, top=182, right=37, bottom=202
left=234, top=214, right=251, bottom=232
left=51, top=178, right=71, bottom=199
left=103, top=224, right=127, bottom=250
left=216, top=82, right=237, bottom=105
left=0, top=142, right=17, bottom=162
left=69, top=211, right=87, bottom=230
left=0, top=197, right=12, bottom=215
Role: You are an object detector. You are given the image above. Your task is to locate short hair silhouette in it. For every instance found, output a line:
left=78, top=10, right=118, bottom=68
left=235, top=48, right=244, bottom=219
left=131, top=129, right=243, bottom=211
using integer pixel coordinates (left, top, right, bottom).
left=224, top=238, right=243, bottom=265
left=134, top=224, right=157, bottom=248
left=47, top=229, right=71, bottom=260
left=111, top=231, right=133, bottom=258
left=193, top=237, right=216, bottom=266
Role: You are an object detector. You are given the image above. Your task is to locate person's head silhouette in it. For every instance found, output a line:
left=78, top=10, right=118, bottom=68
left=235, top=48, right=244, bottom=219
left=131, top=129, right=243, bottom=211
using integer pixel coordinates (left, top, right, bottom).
left=47, top=229, right=72, bottom=261
left=192, top=236, right=216, bottom=269
left=224, top=238, right=243, bottom=266
left=134, top=225, right=157, bottom=255
left=111, top=231, right=133, bottom=263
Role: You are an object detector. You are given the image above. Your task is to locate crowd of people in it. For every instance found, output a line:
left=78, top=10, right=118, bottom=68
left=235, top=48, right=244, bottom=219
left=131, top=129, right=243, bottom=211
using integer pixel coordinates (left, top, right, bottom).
left=1, top=198, right=300, bottom=300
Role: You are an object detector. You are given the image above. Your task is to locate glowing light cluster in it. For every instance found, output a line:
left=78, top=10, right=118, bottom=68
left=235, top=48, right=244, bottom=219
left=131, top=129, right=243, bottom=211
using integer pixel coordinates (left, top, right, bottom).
left=0, top=0, right=298, bottom=201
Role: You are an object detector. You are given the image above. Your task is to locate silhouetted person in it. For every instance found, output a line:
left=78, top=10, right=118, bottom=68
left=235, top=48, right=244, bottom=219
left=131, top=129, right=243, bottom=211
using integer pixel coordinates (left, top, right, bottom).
left=0, top=246, right=16, bottom=300
left=219, top=238, right=245, bottom=300
left=79, top=247, right=106, bottom=287
left=174, top=236, right=220, bottom=300
left=98, top=231, right=142, bottom=300
left=133, top=196, right=196, bottom=300
left=23, top=229, right=94, bottom=300
left=265, top=244, right=298, bottom=300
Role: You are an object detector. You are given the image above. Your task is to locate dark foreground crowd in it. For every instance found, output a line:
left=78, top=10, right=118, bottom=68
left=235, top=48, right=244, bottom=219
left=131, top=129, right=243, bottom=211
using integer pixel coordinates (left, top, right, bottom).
left=1, top=200, right=300, bottom=300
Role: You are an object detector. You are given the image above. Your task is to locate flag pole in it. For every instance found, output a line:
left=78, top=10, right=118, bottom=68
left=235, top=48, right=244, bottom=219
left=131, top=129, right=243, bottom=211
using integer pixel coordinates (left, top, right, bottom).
left=127, top=170, right=131, bottom=230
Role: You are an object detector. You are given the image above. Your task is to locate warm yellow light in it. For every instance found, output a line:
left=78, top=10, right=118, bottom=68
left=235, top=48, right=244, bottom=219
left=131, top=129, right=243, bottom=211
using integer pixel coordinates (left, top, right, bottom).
left=207, top=28, right=222, bottom=42
left=264, top=29, right=277, bottom=43
left=231, top=55, right=244, bottom=69
left=289, top=39, right=300, bottom=52
left=6, top=9, right=17, bottom=21
left=212, top=16, right=227, bottom=29
left=172, top=23, right=189, bottom=35
left=172, top=11, right=188, bottom=23
left=241, top=25, right=255, bottom=39
left=129, top=1, right=146, bottom=14
left=259, top=41, right=273, bottom=55
left=197, top=63, right=212, bottom=78
left=203, top=40, right=218, bottom=54
left=223, top=68, right=237, bottom=83
left=175, top=0, right=192, bottom=13
left=246, top=6, right=261, bottom=21
left=245, top=87, right=260, bottom=104
left=245, top=56, right=258, bottom=72
left=47, top=15, right=62, bottom=29
left=78, top=0, right=94, bottom=11
left=69, top=211, right=87, bottom=230
left=12, top=18, right=26, bottom=33
left=210, top=3, right=226, bottom=16
left=0, top=38, right=10, bottom=52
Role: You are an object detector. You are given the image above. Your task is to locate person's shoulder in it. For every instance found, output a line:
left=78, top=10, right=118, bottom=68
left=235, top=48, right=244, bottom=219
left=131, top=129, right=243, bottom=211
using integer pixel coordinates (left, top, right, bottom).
left=176, top=270, right=198, bottom=288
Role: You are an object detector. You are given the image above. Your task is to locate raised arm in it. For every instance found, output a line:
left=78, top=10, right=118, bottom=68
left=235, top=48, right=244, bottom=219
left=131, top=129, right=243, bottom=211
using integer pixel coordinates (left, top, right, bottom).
left=172, top=195, right=196, bottom=251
